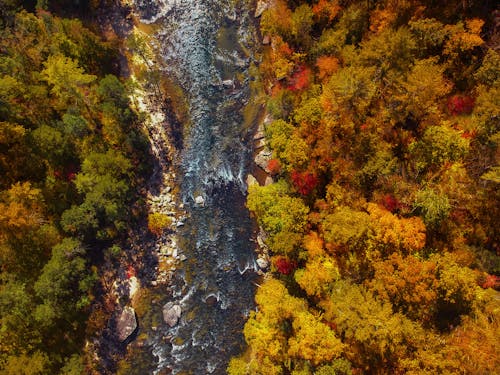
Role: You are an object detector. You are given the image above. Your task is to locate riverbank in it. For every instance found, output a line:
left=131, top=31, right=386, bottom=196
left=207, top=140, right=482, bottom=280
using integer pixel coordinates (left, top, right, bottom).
left=88, top=1, right=270, bottom=374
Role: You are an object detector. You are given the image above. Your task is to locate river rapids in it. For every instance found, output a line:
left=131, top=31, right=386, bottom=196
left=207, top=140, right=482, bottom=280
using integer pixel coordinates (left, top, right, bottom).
left=130, top=1, right=260, bottom=373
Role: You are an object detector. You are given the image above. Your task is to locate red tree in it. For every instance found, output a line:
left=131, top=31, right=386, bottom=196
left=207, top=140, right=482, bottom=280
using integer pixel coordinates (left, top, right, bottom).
left=267, top=159, right=282, bottom=175
left=288, top=65, right=311, bottom=92
left=291, top=170, right=318, bottom=195
left=381, top=194, right=401, bottom=213
left=448, top=95, right=475, bottom=116
left=275, top=256, right=298, bottom=275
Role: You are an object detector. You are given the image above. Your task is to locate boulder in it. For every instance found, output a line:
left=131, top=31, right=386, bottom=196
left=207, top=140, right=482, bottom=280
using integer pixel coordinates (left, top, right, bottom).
left=265, top=176, right=274, bottom=186
left=254, top=138, right=266, bottom=149
left=255, top=149, right=272, bottom=172
left=222, top=79, right=234, bottom=88
left=257, top=231, right=268, bottom=249
left=255, top=0, right=269, bottom=17
left=163, top=302, right=182, bottom=327
left=262, top=35, right=271, bottom=45
left=194, top=195, right=205, bottom=206
left=117, top=306, right=138, bottom=342
left=253, top=123, right=265, bottom=140
left=246, top=174, right=258, bottom=188
left=256, top=257, right=269, bottom=270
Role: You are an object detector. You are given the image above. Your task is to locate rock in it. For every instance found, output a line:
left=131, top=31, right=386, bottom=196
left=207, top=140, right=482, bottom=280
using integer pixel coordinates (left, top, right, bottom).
left=163, top=302, right=182, bottom=327
left=257, top=231, right=267, bottom=249
left=246, top=174, right=258, bottom=187
left=254, top=138, right=266, bottom=149
left=194, top=195, right=205, bottom=206
left=262, top=35, right=271, bottom=45
left=222, top=79, right=234, bottom=88
left=255, top=149, right=272, bottom=172
left=256, top=257, right=269, bottom=270
left=253, top=124, right=265, bottom=140
left=255, top=0, right=269, bottom=17
left=265, top=176, right=274, bottom=186
left=176, top=221, right=185, bottom=227
left=180, top=254, right=187, bottom=261
left=117, top=306, right=138, bottom=342
left=263, top=113, right=273, bottom=126
left=204, top=294, right=219, bottom=306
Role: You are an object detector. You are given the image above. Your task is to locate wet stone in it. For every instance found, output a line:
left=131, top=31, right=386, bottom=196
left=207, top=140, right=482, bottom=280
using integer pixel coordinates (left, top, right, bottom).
left=256, top=257, right=269, bottom=270
left=162, top=302, right=182, bottom=327
left=194, top=195, right=205, bottom=206
left=117, top=306, right=138, bottom=342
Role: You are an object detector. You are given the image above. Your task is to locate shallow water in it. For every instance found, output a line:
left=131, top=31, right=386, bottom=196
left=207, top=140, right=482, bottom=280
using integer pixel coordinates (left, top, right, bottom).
left=131, top=1, right=259, bottom=373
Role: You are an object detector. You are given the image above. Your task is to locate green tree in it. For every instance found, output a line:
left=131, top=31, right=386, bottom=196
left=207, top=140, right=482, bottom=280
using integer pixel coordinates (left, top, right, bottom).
left=247, top=180, right=309, bottom=254
left=34, top=238, right=96, bottom=322
left=41, top=54, right=96, bottom=108
left=61, top=150, right=132, bottom=239
left=413, top=187, right=451, bottom=228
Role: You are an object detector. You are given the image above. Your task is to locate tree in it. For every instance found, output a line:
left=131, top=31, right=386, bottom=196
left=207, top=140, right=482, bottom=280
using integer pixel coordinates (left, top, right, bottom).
left=295, top=255, right=339, bottom=298
left=41, top=54, right=96, bottom=108
left=34, top=238, right=96, bottom=321
left=368, top=253, right=439, bottom=322
left=395, top=58, right=452, bottom=120
left=287, top=311, right=344, bottom=366
left=409, top=124, right=469, bottom=174
left=321, top=66, right=377, bottom=118
left=413, top=188, right=451, bottom=228
left=0, top=274, right=41, bottom=363
left=247, top=180, right=309, bottom=255
left=2, top=351, right=50, bottom=375
left=61, top=150, right=132, bottom=239
left=322, top=206, right=370, bottom=252
left=367, top=203, right=426, bottom=256
left=291, top=5, right=314, bottom=47
left=321, top=280, right=423, bottom=370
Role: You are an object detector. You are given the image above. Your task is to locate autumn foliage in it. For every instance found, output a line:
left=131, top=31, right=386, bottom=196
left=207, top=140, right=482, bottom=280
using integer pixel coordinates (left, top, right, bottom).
left=291, top=170, right=318, bottom=195
left=274, top=256, right=298, bottom=275
left=448, top=94, right=475, bottom=115
left=234, top=0, right=500, bottom=374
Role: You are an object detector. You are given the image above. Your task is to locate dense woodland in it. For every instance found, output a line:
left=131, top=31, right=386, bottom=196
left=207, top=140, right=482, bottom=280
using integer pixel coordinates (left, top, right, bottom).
left=0, top=1, right=149, bottom=373
left=230, top=0, right=499, bottom=374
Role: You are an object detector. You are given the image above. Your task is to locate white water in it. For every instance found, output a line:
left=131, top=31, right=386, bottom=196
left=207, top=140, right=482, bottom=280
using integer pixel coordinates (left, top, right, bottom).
left=131, top=1, right=259, bottom=374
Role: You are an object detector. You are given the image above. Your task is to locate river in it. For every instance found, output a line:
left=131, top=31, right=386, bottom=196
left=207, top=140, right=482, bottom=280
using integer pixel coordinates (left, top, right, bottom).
left=129, top=1, right=259, bottom=373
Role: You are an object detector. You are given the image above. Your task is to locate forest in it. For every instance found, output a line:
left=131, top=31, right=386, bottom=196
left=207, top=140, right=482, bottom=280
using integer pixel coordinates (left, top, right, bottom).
left=0, top=1, right=149, bottom=373
left=230, top=0, right=499, bottom=374
left=1, top=0, right=499, bottom=374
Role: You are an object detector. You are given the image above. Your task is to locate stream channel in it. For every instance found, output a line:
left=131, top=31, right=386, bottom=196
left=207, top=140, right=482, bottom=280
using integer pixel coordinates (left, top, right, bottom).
left=129, top=1, right=260, bottom=373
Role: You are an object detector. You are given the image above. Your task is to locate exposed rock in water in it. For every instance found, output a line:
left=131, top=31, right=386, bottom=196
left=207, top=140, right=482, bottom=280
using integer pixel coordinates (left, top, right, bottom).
left=204, top=294, right=219, bottom=306
left=162, top=302, right=182, bottom=327
left=117, top=306, right=138, bottom=342
left=222, top=79, right=234, bottom=88
left=262, top=34, right=271, bottom=45
left=194, top=195, right=205, bottom=206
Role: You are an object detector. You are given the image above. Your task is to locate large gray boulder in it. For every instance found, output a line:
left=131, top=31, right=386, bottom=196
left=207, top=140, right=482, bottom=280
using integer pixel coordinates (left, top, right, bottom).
left=117, top=306, right=138, bottom=342
left=163, top=302, right=182, bottom=327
